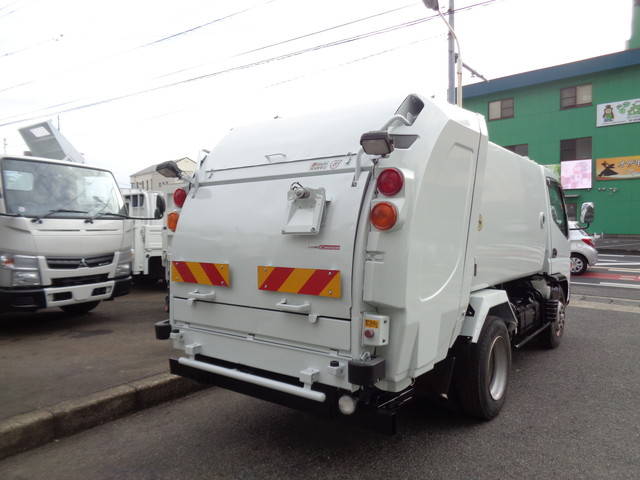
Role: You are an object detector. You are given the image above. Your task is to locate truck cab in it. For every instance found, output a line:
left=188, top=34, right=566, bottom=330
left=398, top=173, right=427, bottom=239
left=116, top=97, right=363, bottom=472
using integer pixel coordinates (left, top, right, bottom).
left=122, top=188, right=166, bottom=282
left=0, top=155, right=133, bottom=314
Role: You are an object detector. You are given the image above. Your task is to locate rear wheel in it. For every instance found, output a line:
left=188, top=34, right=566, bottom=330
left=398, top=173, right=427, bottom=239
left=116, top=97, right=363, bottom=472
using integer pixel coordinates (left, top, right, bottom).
left=60, top=301, right=100, bottom=314
left=570, top=253, right=588, bottom=275
left=454, top=315, right=511, bottom=420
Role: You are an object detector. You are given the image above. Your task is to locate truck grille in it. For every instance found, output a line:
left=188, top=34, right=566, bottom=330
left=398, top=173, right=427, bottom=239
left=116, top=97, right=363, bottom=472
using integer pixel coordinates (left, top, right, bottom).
left=51, top=274, right=109, bottom=287
left=46, top=254, right=114, bottom=269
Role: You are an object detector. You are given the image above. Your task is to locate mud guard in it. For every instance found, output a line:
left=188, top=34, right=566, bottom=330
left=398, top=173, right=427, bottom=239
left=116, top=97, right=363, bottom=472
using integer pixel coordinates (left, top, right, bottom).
left=460, top=289, right=517, bottom=343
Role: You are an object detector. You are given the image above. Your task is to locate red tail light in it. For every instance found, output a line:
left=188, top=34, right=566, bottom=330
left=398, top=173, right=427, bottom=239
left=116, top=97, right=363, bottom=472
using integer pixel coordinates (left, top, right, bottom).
left=173, top=188, right=187, bottom=208
left=582, top=238, right=595, bottom=248
left=370, top=202, right=398, bottom=231
left=376, top=168, right=404, bottom=196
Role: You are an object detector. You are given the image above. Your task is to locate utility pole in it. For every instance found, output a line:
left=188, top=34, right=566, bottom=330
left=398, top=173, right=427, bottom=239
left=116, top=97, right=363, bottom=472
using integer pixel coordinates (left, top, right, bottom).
left=447, top=0, right=455, bottom=105
left=424, top=0, right=462, bottom=107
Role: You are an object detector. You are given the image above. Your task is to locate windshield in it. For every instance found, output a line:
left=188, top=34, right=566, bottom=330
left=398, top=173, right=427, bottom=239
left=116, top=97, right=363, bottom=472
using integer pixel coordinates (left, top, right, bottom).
left=1, top=158, right=125, bottom=219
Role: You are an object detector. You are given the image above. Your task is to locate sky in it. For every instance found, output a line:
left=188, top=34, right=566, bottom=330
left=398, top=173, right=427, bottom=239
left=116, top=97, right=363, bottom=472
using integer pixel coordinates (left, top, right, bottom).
left=0, top=0, right=634, bottom=185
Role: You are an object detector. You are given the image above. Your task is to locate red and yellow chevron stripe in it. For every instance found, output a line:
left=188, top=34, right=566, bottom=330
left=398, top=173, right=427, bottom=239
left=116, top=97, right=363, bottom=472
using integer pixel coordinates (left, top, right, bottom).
left=171, top=261, right=230, bottom=287
left=257, top=266, right=340, bottom=298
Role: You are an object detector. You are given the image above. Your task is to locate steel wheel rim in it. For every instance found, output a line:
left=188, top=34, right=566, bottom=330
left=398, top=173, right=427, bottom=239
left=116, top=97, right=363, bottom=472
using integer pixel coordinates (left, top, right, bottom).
left=554, top=302, right=566, bottom=337
left=571, top=256, right=584, bottom=273
left=487, top=336, right=508, bottom=401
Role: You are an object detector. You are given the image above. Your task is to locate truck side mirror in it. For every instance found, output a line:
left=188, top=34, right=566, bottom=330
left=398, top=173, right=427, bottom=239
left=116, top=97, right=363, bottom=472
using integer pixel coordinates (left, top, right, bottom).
left=580, top=202, right=595, bottom=226
left=154, top=195, right=166, bottom=219
left=156, top=161, right=182, bottom=179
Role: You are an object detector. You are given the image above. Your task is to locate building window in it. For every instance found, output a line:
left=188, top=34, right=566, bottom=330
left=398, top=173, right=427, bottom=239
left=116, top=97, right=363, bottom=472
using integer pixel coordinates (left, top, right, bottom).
left=488, top=98, right=514, bottom=120
left=560, top=137, right=592, bottom=161
left=560, top=84, right=592, bottom=109
left=505, top=144, right=529, bottom=156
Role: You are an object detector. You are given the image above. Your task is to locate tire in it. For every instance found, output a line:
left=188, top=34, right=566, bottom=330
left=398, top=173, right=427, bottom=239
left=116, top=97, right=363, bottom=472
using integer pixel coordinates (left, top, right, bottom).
left=60, top=301, right=100, bottom=314
left=570, top=253, right=588, bottom=275
left=454, top=315, right=511, bottom=420
left=540, top=289, right=566, bottom=349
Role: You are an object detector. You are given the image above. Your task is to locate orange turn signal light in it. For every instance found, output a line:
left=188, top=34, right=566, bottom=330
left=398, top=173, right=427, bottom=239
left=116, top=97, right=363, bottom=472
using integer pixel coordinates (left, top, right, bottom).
left=167, top=212, right=180, bottom=232
left=370, top=202, right=397, bottom=231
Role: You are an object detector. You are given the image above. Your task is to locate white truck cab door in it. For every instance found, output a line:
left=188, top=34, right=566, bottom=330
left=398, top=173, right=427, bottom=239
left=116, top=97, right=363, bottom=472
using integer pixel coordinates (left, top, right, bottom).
left=545, top=178, right=571, bottom=277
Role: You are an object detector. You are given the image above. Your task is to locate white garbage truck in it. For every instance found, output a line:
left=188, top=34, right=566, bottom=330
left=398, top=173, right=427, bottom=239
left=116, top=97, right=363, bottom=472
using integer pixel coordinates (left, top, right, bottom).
left=0, top=154, right=146, bottom=314
left=155, top=94, right=587, bottom=432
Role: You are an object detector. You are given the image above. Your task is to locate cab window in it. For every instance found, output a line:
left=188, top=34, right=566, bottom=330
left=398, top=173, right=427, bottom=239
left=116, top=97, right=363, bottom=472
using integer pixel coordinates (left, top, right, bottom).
left=546, top=179, right=568, bottom=237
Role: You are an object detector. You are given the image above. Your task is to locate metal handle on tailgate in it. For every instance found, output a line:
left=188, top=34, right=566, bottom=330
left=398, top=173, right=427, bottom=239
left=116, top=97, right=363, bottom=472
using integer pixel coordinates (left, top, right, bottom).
left=188, top=289, right=216, bottom=301
left=276, top=299, right=311, bottom=313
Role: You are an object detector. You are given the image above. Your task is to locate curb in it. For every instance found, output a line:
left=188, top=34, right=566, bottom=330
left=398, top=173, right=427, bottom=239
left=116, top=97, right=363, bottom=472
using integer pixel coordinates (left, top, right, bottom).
left=0, top=373, right=207, bottom=460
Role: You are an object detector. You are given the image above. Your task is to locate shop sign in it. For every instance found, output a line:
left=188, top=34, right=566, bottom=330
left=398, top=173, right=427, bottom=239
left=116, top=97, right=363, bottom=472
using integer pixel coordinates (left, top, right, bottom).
left=561, top=159, right=592, bottom=189
left=597, top=98, right=640, bottom=127
left=596, top=155, right=640, bottom=180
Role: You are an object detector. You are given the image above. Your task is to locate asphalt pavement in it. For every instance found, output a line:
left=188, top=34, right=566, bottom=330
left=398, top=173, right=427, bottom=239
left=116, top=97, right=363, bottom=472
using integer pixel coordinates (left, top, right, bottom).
left=0, top=283, right=171, bottom=420
left=571, top=253, right=640, bottom=300
left=1, top=297, right=639, bottom=479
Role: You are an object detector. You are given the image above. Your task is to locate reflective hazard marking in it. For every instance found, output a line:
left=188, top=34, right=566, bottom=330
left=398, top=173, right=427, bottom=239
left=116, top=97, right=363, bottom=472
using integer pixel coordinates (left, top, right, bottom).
left=171, top=261, right=230, bottom=287
left=258, top=266, right=341, bottom=298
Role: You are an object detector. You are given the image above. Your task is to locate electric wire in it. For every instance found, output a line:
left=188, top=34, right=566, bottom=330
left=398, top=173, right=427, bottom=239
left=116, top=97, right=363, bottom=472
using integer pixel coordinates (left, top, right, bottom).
left=0, top=0, right=275, bottom=92
left=157, top=2, right=418, bottom=79
left=140, top=0, right=277, bottom=48
left=0, top=0, right=498, bottom=127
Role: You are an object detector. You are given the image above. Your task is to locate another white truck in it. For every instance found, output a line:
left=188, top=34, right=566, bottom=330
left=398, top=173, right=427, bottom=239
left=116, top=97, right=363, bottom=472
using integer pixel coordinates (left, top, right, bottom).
left=155, top=94, right=587, bottom=432
left=122, top=188, right=167, bottom=282
left=0, top=155, right=141, bottom=314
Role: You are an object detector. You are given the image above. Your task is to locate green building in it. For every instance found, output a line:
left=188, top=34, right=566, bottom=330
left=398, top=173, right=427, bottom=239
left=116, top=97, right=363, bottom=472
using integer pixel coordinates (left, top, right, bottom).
left=463, top=5, right=640, bottom=235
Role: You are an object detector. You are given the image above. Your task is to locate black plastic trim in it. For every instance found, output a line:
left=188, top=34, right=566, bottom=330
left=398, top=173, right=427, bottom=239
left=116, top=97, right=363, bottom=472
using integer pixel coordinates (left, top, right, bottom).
left=111, top=277, right=131, bottom=298
left=0, top=287, right=47, bottom=313
left=155, top=319, right=171, bottom=340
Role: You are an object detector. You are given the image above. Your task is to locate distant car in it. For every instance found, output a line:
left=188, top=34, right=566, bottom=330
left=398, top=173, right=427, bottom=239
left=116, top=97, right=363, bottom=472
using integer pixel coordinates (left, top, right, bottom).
left=569, top=221, right=598, bottom=275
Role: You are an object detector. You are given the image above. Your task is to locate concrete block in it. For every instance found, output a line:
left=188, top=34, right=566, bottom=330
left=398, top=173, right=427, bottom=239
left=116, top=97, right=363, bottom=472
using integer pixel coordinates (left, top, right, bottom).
left=130, top=373, right=206, bottom=409
left=0, top=410, right=54, bottom=460
left=49, top=384, right=136, bottom=437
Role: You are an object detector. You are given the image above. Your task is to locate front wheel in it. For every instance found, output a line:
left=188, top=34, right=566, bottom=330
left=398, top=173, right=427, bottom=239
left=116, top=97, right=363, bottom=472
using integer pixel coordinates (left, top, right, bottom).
left=570, top=253, right=588, bottom=275
left=454, top=315, right=511, bottom=420
left=60, top=301, right=100, bottom=314
left=540, top=289, right=566, bottom=349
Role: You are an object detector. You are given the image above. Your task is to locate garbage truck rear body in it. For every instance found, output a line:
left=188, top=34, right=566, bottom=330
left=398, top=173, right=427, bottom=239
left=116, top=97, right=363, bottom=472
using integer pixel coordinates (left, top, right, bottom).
left=157, top=94, right=571, bottom=430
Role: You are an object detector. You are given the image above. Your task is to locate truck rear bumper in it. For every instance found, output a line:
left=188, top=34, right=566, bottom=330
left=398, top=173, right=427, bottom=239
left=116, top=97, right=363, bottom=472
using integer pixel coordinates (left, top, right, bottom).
left=170, top=355, right=335, bottom=415
left=170, top=354, right=401, bottom=434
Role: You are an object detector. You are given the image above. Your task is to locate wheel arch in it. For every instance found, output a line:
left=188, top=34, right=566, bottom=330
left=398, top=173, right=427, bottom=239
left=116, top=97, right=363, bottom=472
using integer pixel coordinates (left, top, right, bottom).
left=460, top=289, right=517, bottom=343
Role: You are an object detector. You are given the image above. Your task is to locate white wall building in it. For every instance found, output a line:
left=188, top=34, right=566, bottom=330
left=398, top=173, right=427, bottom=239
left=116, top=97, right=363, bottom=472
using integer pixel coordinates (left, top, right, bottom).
left=130, top=157, right=196, bottom=191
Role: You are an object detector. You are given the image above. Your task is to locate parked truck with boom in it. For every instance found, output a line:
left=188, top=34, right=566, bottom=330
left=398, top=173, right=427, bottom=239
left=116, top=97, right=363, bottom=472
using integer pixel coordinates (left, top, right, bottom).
left=0, top=154, right=160, bottom=314
left=155, top=94, right=590, bottom=432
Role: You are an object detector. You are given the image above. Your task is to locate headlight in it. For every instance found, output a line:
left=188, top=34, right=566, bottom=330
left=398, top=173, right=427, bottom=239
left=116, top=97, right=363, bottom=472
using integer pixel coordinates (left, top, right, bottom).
left=115, top=248, right=133, bottom=277
left=0, top=252, right=41, bottom=287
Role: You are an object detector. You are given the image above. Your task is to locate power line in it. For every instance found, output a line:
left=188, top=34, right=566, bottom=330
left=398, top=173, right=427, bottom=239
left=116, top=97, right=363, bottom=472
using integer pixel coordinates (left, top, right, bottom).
left=0, top=0, right=498, bottom=127
left=156, top=2, right=417, bottom=79
left=267, top=32, right=446, bottom=89
left=0, top=33, right=63, bottom=58
left=0, top=0, right=275, bottom=93
left=140, top=0, right=277, bottom=48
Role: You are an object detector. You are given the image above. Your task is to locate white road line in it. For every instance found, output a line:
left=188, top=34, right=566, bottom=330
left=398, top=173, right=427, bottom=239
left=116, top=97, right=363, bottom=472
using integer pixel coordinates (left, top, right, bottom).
left=590, top=267, right=640, bottom=273
left=594, top=263, right=640, bottom=266
left=572, top=281, right=640, bottom=290
left=575, top=294, right=640, bottom=304
left=570, top=299, right=640, bottom=313
left=599, top=242, right=640, bottom=247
